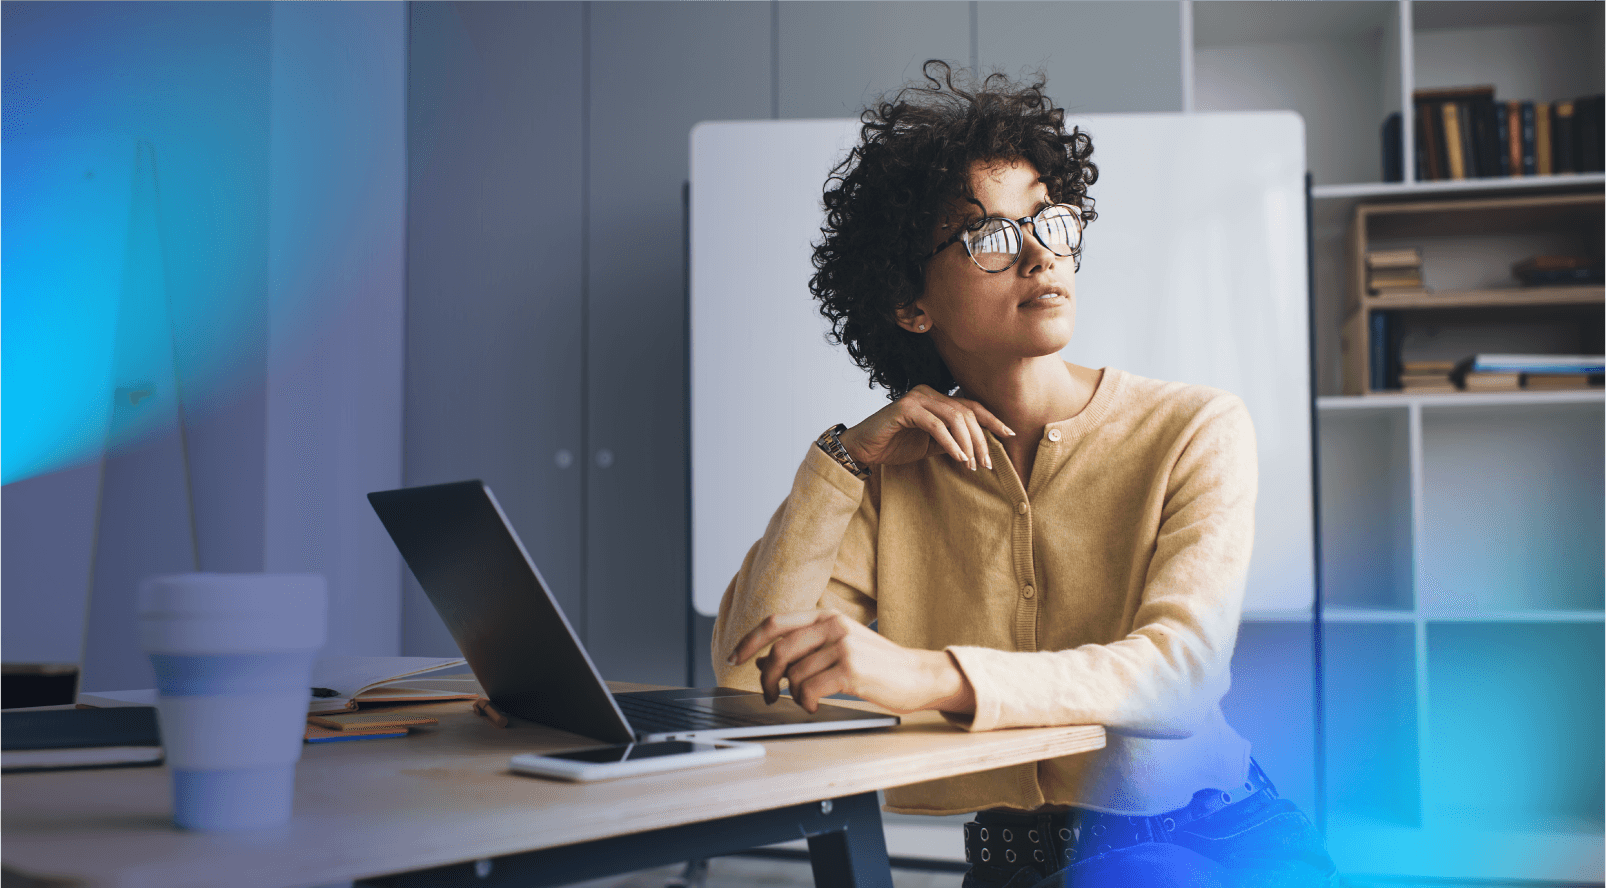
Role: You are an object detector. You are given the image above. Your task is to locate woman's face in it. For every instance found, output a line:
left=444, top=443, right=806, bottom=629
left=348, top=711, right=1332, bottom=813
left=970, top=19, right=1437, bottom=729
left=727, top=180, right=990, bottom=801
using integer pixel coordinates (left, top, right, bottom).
left=903, top=159, right=1077, bottom=370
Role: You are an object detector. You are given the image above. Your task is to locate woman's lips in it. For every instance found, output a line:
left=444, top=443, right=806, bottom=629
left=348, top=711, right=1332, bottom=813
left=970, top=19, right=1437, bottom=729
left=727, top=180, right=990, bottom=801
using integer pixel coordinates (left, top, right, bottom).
left=1020, top=291, right=1068, bottom=307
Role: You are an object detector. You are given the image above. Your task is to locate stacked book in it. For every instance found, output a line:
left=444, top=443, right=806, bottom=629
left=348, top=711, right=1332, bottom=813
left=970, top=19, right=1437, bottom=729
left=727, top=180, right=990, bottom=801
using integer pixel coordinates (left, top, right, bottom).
left=1384, top=88, right=1605, bottom=182
left=1367, top=248, right=1425, bottom=296
left=1399, top=360, right=1458, bottom=394
left=1512, top=255, right=1605, bottom=287
left=1454, top=354, right=1605, bottom=392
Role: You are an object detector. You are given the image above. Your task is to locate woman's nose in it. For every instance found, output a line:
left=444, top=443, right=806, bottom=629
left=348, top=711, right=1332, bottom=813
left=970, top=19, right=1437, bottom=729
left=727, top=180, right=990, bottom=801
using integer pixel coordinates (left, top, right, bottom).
left=1016, top=221, right=1057, bottom=275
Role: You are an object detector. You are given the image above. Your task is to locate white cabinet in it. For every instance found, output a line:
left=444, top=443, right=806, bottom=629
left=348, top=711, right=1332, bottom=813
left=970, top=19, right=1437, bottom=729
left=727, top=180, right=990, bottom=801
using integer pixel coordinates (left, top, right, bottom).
left=1193, top=1, right=1604, bottom=881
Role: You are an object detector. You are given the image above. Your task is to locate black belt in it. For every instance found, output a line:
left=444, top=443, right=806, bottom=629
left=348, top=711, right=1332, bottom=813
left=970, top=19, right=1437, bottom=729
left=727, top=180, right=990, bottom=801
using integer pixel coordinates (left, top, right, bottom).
left=962, top=759, right=1277, bottom=877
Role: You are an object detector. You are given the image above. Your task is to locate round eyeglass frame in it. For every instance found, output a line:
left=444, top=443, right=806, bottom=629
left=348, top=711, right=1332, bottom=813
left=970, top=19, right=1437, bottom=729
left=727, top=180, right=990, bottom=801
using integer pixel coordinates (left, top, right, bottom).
left=925, top=203, right=1084, bottom=273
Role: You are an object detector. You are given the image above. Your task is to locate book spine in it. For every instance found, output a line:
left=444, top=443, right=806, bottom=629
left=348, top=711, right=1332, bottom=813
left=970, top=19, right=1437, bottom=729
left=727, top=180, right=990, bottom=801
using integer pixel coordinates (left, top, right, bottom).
left=1494, top=99, right=1512, bottom=177
left=1553, top=101, right=1575, bottom=174
left=1369, top=312, right=1387, bottom=392
left=1442, top=102, right=1466, bottom=179
left=1580, top=94, right=1604, bottom=173
left=1477, top=96, right=1501, bottom=178
left=1507, top=100, right=1525, bottom=175
left=1418, top=100, right=1442, bottom=181
left=1535, top=101, right=1552, bottom=175
left=1520, top=101, right=1537, bottom=175
left=1458, top=100, right=1478, bottom=177
left=1382, top=112, right=1403, bottom=182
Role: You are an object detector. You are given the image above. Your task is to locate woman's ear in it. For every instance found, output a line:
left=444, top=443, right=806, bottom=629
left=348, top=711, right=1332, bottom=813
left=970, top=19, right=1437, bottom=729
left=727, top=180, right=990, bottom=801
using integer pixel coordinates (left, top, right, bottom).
left=895, top=303, right=930, bottom=334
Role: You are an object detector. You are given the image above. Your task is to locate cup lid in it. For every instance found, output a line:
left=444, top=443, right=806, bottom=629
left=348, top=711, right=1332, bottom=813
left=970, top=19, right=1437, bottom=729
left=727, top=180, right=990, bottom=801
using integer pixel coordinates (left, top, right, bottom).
left=139, top=573, right=327, bottom=617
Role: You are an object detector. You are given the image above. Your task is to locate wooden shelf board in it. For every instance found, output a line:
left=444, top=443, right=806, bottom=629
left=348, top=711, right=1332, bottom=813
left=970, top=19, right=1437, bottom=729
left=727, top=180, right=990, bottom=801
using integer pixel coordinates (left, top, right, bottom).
left=1321, top=607, right=1416, bottom=623
left=1318, top=390, right=1605, bottom=410
left=1420, top=610, right=1606, bottom=624
left=1362, top=285, right=1603, bottom=310
left=1241, top=607, right=1313, bottom=623
left=1313, top=173, right=1606, bottom=200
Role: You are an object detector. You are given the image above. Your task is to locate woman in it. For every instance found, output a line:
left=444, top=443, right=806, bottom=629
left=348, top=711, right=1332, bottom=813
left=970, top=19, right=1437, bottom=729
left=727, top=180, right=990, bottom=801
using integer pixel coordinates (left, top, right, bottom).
left=713, top=62, right=1335, bottom=888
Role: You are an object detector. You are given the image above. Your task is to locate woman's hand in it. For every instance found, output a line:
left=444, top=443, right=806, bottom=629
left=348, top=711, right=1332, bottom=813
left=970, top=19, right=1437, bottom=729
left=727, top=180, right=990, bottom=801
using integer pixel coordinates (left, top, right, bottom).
left=726, top=610, right=976, bottom=715
left=838, top=384, right=1014, bottom=472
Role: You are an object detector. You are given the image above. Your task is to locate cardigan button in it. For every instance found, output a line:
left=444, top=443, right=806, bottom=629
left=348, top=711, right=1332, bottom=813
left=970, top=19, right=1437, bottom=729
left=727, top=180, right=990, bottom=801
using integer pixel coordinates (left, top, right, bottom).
left=1022, top=585, right=1035, bottom=599
left=1016, top=501, right=1029, bottom=515
left=1046, top=428, right=1062, bottom=442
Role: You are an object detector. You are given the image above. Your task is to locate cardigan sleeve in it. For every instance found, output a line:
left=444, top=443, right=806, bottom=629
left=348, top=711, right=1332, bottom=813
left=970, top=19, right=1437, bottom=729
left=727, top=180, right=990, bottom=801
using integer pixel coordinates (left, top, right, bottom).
left=711, top=443, right=880, bottom=692
left=945, top=395, right=1257, bottom=736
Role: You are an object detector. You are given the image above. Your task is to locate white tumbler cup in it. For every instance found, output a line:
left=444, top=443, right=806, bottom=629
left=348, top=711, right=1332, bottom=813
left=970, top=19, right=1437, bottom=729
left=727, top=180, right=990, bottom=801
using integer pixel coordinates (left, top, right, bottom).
left=138, top=573, right=327, bottom=831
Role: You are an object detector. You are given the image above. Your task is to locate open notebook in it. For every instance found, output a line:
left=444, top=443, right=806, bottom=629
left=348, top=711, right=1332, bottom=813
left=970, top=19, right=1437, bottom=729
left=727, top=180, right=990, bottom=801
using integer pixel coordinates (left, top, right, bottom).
left=77, top=655, right=478, bottom=714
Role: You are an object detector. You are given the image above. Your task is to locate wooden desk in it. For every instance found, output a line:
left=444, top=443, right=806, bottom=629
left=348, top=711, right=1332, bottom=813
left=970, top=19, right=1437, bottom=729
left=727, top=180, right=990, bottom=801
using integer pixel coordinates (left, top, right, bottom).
left=3, top=690, right=1104, bottom=888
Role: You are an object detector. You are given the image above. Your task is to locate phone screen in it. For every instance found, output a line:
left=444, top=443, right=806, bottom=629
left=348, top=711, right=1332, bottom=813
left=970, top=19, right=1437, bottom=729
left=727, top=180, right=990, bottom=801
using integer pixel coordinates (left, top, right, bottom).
left=546, top=741, right=712, bottom=763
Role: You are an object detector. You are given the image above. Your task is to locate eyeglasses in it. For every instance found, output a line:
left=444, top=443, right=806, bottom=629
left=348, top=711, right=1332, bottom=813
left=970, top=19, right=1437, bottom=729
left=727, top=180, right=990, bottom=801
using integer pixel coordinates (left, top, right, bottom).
left=926, top=203, right=1083, bottom=273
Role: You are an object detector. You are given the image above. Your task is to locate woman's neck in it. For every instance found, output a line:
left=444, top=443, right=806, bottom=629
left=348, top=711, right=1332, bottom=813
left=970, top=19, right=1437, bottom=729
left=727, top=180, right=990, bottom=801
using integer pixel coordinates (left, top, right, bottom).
left=953, top=356, right=1098, bottom=441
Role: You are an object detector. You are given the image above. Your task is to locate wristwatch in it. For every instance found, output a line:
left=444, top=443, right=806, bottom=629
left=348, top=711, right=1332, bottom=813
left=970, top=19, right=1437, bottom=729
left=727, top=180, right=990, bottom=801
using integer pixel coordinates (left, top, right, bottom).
left=815, top=423, right=871, bottom=480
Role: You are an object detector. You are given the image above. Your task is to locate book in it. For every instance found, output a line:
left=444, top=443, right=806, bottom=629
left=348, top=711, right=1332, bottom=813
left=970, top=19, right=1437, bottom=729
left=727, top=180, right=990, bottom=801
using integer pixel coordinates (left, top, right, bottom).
left=1, top=707, right=163, bottom=772
left=77, top=656, right=479, bottom=715
left=1578, top=94, right=1605, bottom=173
left=1369, top=270, right=1423, bottom=290
left=1418, top=99, right=1443, bottom=180
left=1462, top=371, right=1522, bottom=392
left=1493, top=100, right=1512, bottom=177
left=309, top=656, right=474, bottom=714
left=1513, top=255, right=1604, bottom=286
left=1382, top=112, right=1404, bottom=182
left=1465, top=354, right=1605, bottom=375
left=1442, top=102, right=1467, bottom=179
left=1534, top=101, right=1552, bottom=175
left=1519, top=101, right=1538, bottom=175
left=1366, top=248, right=1422, bottom=269
left=1507, top=100, right=1524, bottom=176
left=1553, top=101, right=1576, bottom=174
left=1401, top=360, right=1458, bottom=375
left=1522, top=373, right=1604, bottom=390
left=1368, top=312, right=1400, bottom=391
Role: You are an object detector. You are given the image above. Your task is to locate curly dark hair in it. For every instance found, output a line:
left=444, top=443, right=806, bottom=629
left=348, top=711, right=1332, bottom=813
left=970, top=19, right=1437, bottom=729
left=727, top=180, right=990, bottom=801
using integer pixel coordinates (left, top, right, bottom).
left=810, top=60, right=1097, bottom=398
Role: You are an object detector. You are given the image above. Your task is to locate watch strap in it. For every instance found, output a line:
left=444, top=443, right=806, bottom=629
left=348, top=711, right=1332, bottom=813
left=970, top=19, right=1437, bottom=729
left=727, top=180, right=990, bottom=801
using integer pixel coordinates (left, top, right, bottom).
left=815, top=423, right=871, bottom=481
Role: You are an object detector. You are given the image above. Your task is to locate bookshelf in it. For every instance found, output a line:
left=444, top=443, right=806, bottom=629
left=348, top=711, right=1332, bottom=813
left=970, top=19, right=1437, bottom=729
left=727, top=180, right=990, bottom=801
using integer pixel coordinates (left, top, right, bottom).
left=1194, top=1, right=1604, bottom=882
left=1339, top=191, right=1604, bottom=395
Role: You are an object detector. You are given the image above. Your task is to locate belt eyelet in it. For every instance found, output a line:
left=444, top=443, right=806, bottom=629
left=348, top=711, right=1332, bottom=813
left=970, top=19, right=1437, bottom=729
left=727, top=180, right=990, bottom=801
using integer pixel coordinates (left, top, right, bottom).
left=1221, top=792, right=1232, bottom=804
left=1034, top=849, right=1045, bottom=862
left=1098, top=843, right=1111, bottom=853
left=1162, top=817, right=1176, bottom=831
left=965, top=848, right=971, bottom=862
left=1058, top=828, right=1072, bottom=841
left=1005, top=849, right=1017, bottom=864
left=980, top=848, right=991, bottom=862
left=979, top=827, right=989, bottom=842
left=1002, top=829, right=1013, bottom=843
left=1028, top=829, right=1039, bottom=843
left=1245, top=781, right=1254, bottom=792
left=1091, top=824, right=1105, bottom=837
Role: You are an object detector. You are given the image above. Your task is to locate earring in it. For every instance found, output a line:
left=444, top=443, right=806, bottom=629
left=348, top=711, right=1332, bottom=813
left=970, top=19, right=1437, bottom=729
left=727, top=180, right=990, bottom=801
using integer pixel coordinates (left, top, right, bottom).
left=917, top=324, right=927, bottom=332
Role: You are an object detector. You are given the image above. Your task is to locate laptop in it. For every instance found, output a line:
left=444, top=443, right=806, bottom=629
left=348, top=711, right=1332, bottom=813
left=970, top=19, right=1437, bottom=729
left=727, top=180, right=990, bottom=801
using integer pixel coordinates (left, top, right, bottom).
left=367, top=480, right=899, bottom=744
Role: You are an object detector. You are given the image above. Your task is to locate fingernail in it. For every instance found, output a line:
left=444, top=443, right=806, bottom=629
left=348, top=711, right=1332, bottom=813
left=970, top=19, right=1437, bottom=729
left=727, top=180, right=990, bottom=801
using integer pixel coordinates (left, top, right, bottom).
left=985, top=458, right=993, bottom=470
left=726, top=655, right=736, bottom=665
left=1006, top=427, right=1017, bottom=436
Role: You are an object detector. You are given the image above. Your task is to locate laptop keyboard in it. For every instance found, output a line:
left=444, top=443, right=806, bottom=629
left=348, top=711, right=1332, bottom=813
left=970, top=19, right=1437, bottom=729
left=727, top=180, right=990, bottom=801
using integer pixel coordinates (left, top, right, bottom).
left=613, top=694, right=770, bottom=734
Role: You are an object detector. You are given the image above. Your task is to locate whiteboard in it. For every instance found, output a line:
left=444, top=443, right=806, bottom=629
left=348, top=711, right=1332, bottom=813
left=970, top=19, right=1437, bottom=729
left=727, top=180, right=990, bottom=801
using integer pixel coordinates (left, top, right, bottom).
left=690, top=114, right=1312, bottom=618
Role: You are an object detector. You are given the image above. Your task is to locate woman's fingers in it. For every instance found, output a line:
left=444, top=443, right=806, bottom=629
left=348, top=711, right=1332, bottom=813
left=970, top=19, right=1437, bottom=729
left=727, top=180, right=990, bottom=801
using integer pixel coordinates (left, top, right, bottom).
left=728, top=610, right=823, bottom=666
left=754, top=616, right=841, bottom=703
left=912, top=408, right=971, bottom=467
left=962, top=409, right=991, bottom=470
left=783, top=645, right=843, bottom=712
left=962, top=399, right=1016, bottom=439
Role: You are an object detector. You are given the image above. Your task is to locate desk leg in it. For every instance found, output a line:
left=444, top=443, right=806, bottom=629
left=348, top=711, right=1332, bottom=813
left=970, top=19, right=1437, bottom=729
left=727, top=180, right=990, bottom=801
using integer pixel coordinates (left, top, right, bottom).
left=357, top=791, right=892, bottom=888
left=803, top=791, right=893, bottom=888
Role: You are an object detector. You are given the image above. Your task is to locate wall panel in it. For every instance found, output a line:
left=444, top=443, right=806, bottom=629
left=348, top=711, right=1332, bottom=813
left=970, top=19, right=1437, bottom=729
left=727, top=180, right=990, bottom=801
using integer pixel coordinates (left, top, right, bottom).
left=586, top=1, right=772, bottom=684
left=404, top=2, right=587, bottom=655
left=777, top=2, right=971, bottom=119
left=978, top=1, right=1184, bottom=113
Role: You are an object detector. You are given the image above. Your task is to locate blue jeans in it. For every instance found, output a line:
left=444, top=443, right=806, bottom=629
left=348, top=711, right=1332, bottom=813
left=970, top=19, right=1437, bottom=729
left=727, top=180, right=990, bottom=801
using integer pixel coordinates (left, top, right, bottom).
left=959, top=760, right=1336, bottom=888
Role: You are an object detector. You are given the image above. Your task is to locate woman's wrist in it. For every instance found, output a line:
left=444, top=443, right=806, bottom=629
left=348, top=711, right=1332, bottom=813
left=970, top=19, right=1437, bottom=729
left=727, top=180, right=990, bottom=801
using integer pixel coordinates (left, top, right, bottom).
left=922, top=649, right=976, bottom=715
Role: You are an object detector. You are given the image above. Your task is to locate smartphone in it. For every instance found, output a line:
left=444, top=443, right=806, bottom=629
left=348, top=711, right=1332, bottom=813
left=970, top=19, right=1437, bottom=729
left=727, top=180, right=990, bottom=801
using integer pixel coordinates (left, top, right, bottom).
left=508, top=739, right=764, bottom=782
